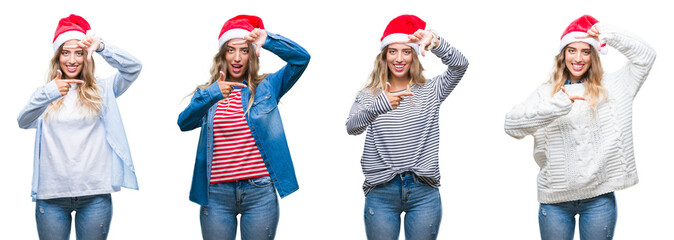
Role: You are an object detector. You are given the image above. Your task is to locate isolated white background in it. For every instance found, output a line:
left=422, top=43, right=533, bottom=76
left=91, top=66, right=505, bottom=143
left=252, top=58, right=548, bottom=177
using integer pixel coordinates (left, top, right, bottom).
left=1, top=0, right=671, bottom=239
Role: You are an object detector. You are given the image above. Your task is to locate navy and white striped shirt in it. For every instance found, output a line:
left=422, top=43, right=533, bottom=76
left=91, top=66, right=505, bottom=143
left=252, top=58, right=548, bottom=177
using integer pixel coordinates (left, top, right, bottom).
left=346, top=37, right=469, bottom=195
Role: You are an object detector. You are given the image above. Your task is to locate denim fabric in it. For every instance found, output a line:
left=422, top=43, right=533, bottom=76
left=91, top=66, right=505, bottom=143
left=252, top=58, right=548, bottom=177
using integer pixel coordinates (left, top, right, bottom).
left=539, top=192, right=617, bottom=240
left=18, top=44, right=143, bottom=201
left=178, top=31, right=310, bottom=206
left=35, top=194, right=112, bottom=240
left=364, top=172, right=442, bottom=240
left=200, top=176, right=279, bottom=240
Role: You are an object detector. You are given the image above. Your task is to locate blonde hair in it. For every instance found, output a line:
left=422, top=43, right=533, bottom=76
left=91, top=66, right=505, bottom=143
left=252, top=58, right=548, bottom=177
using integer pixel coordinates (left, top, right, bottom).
left=195, top=41, right=268, bottom=113
left=365, top=47, right=426, bottom=95
left=550, top=45, right=606, bottom=110
left=44, top=45, right=102, bottom=119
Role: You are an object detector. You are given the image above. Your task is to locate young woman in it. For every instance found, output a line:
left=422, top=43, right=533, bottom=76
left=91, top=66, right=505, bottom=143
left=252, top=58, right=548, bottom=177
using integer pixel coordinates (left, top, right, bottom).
left=177, top=15, right=310, bottom=239
left=346, top=15, right=469, bottom=240
left=17, top=14, right=142, bottom=239
left=504, top=15, right=656, bottom=239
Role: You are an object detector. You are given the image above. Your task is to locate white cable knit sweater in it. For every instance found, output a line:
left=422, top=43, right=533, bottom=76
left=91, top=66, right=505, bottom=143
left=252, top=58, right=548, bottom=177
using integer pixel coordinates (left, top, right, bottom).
left=504, top=23, right=656, bottom=204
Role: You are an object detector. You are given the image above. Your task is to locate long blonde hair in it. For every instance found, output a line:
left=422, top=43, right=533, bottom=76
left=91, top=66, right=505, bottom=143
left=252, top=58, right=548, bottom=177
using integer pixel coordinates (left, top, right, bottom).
left=195, top=41, right=268, bottom=113
left=550, top=45, right=606, bottom=110
left=44, top=45, right=102, bottom=119
left=365, top=47, right=426, bottom=95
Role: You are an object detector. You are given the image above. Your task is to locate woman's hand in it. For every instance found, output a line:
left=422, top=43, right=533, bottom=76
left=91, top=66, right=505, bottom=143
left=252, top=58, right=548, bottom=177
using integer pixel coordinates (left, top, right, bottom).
left=561, top=86, right=585, bottom=103
left=216, top=71, right=247, bottom=98
left=407, top=29, right=435, bottom=57
left=231, top=28, right=267, bottom=57
left=386, top=82, right=414, bottom=110
left=63, top=32, right=100, bottom=63
left=575, top=24, right=602, bottom=52
left=53, top=70, right=85, bottom=96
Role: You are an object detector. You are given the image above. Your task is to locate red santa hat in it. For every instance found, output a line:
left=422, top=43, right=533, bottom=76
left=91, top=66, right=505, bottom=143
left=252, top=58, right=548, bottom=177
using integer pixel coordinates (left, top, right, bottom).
left=380, top=15, right=426, bottom=54
left=53, top=14, right=90, bottom=53
left=559, top=15, right=607, bottom=54
left=218, top=15, right=264, bottom=49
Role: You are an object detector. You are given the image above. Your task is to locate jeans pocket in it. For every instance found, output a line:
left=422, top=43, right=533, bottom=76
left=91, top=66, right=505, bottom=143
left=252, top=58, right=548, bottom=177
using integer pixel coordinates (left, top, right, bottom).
left=248, top=176, right=272, bottom=188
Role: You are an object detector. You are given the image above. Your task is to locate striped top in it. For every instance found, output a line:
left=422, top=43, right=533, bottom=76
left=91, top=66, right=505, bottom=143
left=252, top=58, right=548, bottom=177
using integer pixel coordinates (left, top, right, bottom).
left=346, top=37, right=469, bottom=195
left=504, top=24, right=656, bottom=203
left=211, top=88, right=269, bottom=184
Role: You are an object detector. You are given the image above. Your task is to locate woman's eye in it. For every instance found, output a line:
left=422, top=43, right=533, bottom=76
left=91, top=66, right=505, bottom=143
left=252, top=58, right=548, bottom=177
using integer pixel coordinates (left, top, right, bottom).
left=404, top=50, right=411, bottom=55
left=76, top=51, right=84, bottom=56
left=242, top=49, right=249, bottom=53
left=583, top=50, right=591, bottom=55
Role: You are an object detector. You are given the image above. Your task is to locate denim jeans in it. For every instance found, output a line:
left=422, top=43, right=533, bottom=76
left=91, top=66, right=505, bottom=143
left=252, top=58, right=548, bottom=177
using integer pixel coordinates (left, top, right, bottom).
left=364, top=172, right=442, bottom=240
left=35, top=193, right=112, bottom=240
left=200, top=176, right=279, bottom=240
left=539, top=192, right=617, bottom=240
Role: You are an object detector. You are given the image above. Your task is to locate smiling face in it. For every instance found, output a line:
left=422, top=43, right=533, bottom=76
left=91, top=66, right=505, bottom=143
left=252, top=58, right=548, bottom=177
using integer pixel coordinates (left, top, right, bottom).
left=386, top=43, right=413, bottom=82
left=59, top=39, right=85, bottom=79
left=224, top=40, right=250, bottom=82
left=564, top=42, right=592, bottom=82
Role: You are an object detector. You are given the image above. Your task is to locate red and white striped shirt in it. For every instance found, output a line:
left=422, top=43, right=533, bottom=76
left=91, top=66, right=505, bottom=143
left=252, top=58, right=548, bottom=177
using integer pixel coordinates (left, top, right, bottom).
left=211, top=88, right=269, bottom=184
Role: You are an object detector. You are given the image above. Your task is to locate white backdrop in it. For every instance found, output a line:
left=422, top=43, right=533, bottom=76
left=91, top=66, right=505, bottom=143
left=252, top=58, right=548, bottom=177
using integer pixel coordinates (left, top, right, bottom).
left=1, top=0, right=672, bottom=239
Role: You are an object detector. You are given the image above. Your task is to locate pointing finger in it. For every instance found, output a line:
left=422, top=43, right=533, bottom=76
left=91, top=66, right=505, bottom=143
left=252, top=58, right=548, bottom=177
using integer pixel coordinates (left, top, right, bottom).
left=230, top=39, right=247, bottom=45
left=574, top=34, right=591, bottom=39
left=391, top=92, right=414, bottom=97
left=225, top=82, right=248, bottom=88
left=62, top=44, right=81, bottom=50
left=63, top=80, right=85, bottom=84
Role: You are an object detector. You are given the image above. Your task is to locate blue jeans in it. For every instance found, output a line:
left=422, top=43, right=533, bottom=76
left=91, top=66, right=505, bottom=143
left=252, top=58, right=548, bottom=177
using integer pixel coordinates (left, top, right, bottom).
left=539, top=192, right=617, bottom=240
left=364, top=172, right=442, bottom=240
left=200, top=176, right=279, bottom=240
left=35, top=194, right=113, bottom=240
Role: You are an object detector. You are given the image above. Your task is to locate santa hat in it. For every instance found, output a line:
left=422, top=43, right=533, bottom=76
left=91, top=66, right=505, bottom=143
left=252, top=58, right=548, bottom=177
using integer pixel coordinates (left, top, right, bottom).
left=53, top=14, right=91, bottom=53
left=559, top=15, right=607, bottom=54
left=380, top=15, right=426, bottom=54
left=218, top=15, right=264, bottom=49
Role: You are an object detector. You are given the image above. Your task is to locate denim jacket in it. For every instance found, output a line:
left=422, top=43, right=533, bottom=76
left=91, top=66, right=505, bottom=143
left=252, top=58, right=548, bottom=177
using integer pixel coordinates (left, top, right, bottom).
left=177, top=32, right=310, bottom=206
left=18, top=44, right=143, bottom=201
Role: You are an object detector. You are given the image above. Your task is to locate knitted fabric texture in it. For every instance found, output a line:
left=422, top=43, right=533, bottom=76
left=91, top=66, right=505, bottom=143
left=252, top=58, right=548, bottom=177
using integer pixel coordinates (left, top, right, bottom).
left=504, top=23, right=656, bottom=203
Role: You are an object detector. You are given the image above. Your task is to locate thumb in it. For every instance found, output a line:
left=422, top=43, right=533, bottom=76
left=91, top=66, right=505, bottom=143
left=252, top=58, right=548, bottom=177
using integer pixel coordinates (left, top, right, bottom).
left=87, top=51, right=93, bottom=63
left=218, top=71, right=225, bottom=81
left=255, top=45, right=261, bottom=57
left=56, top=69, right=62, bottom=80
left=385, top=82, right=391, bottom=93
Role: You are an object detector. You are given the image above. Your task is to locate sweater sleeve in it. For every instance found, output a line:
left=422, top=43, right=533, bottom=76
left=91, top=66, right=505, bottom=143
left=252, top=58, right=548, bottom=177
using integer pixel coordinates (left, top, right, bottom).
left=17, top=81, right=62, bottom=129
left=504, top=86, right=574, bottom=139
left=345, top=90, right=393, bottom=135
left=427, top=37, right=469, bottom=103
left=598, top=23, right=656, bottom=97
left=98, top=43, right=143, bottom=98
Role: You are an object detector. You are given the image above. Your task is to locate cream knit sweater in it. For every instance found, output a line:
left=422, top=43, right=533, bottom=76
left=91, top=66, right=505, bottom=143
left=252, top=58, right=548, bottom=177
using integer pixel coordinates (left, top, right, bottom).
left=504, top=23, right=656, bottom=204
